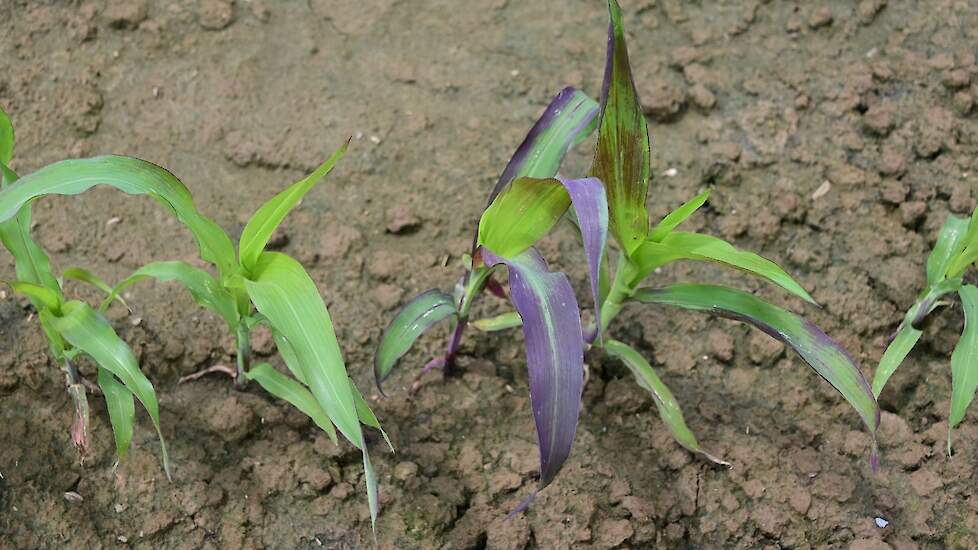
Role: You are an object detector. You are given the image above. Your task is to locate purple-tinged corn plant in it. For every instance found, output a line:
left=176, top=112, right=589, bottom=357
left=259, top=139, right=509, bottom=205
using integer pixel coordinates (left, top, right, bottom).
left=873, top=206, right=978, bottom=455
left=376, top=0, right=880, bottom=509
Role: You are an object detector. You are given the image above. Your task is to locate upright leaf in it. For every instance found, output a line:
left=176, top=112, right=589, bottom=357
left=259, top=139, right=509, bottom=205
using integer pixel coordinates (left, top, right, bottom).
left=648, top=190, right=711, bottom=242
left=603, top=339, right=727, bottom=465
left=949, top=284, right=978, bottom=453
left=98, top=368, right=136, bottom=462
left=239, top=141, right=349, bottom=272
left=374, top=289, right=457, bottom=394
left=0, top=106, right=13, bottom=164
left=0, top=164, right=61, bottom=294
left=631, top=232, right=816, bottom=304
left=482, top=247, right=584, bottom=490
left=872, top=324, right=922, bottom=398
left=0, top=156, right=237, bottom=279
left=588, top=0, right=651, bottom=256
left=63, top=267, right=128, bottom=309
left=42, top=301, right=170, bottom=477
left=927, top=215, right=969, bottom=285
left=632, top=284, right=880, bottom=463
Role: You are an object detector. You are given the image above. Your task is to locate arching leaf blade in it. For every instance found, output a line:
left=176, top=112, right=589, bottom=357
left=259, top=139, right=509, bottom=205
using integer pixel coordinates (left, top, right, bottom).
left=927, top=215, right=970, bottom=285
left=375, top=289, right=456, bottom=393
left=949, top=284, right=978, bottom=453
left=872, top=324, right=922, bottom=398
left=98, top=368, right=135, bottom=462
left=648, top=190, right=710, bottom=242
left=245, top=362, right=338, bottom=443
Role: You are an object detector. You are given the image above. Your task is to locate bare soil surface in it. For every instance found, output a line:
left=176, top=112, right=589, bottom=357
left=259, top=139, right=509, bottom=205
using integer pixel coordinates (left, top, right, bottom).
left=2, top=1, right=978, bottom=548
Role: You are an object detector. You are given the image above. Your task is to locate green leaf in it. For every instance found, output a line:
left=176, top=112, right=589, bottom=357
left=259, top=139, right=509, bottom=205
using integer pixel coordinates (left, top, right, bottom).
left=632, top=284, right=880, bottom=459
left=350, top=378, right=393, bottom=453
left=0, top=156, right=238, bottom=280
left=98, top=368, right=136, bottom=462
left=63, top=267, right=128, bottom=309
left=4, top=279, right=62, bottom=311
left=588, top=0, right=651, bottom=256
left=245, top=362, right=338, bottom=443
left=375, top=289, right=457, bottom=393
left=603, top=339, right=728, bottom=465
left=631, top=232, right=816, bottom=304
left=648, top=190, right=710, bottom=242
left=243, top=252, right=362, bottom=447
left=104, top=261, right=238, bottom=327
left=0, top=106, right=13, bottom=165
left=0, top=163, right=62, bottom=296
left=478, top=177, right=571, bottom=258
left=239, top=141, right=349, bottom=272
left=871, top=324, right=922, bottom=398
left=949, top=284, right=978, bottom=454
left=471, top=311, right=523, bottom=332
left=945, top=208, right=978, bottom=278
left=42, top=300, right=169, bottom=477
left=927, top=214, right=970, bottom=285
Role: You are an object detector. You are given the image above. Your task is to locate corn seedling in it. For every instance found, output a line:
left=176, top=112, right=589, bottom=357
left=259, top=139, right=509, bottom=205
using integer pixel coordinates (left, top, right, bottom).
left=376, top=0, right=880, bottom=510
left=0, top=107, right=168, bottom=474
left=0, top=110, right=385, bottom=528
left=872, top=206, right=978, bottom=455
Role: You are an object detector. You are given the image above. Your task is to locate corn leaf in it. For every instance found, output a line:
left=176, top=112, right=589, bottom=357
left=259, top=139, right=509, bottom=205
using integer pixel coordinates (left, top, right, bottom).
left=0, top=156, right=237, bottom=279
left=588, top=0, right=651, bottom=256
left=98, top=368, right=135, bottom=462
left=245, top=362, right=338, bottom=442
left=872, top=324, right=922, bottom=398
left=603, top=339, right=727, bottom=465
left=4, top=279, right=61, bottom=311
left=103, top=261, right=238, bottom=327
left=648, top=190, right=710, bottom=242
left=0, top=163, right=62, bottom=295
left=945, top=209, right=978, bottom=278
left=472, top=311, right=523, bottom=332
left=0, top=106, right=12, bottom=164
left=350, top=378, right=393, bottom=453
left=374, top=289, right=456, bottom=394
left=239, top=141, right=349, bottom=273
left=927, top=215, right=970, bottom=285
left=631, top=232, right=815, bottom=304
left=42, top=300, right=170, bottom=477
left=632, top=284, right=880, bottom=464
left=949, top=284, right=978, bottom=453
left=482, top=247, right=584, bottom=490
left=63, top=267, right=128, bottom=309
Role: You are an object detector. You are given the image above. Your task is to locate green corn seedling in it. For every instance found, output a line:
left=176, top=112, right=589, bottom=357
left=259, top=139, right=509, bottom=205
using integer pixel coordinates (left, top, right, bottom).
left=377, top=0, right=880, bottom=510
left=873, top=205, right=978, bottom=455
left=0, top=107, right=169, bottom=474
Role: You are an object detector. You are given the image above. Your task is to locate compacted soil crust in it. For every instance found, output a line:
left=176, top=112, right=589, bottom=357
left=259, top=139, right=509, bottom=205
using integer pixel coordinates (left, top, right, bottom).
left=1, top=1, right=977, bottom=548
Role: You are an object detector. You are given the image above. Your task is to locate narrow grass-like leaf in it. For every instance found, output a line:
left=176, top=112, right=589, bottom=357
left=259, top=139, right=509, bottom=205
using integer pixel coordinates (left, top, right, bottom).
left=945, top=210, right=978, bottom=278
left=486, top=87, right=599, bottom=209
left=927, top=215, right=969, bottom=285
left=63, top=267, right=128, bottom=309
left=0, top=106, right=13, bottom=164
left=0, top=156, right=237, bottom=279
left=589, top=0, right=651, bottom=256
left=4, top=279, right=62, bottom=311
left=239, top=141, right=349, bottom=272
left=104, top=261, right=238, bottom=327
left=632, top=284, right=880, bottom=460
left=472, top=311, right=523, bottom=332
left=648, top=190, right=711, bottom=242
left=603, top=339, right=727, bottom=465
left=375, top=289, right=456, bottom=394
left=872, top=324, right=923, bottom=398
left=350, top=379, right=393, bottom=453
left=246, top=362, right=338, bottom=442
left=0, top=164, right=61, bottom=294
left=243, top=252, right=361, bottom=447
left=482, top=247, right=584, bottom=489
left=631, top=232, right=816, bottom=304
left=42, top=300, right=170, bottom=477
left=98, top=368, right=135, bottom=462
left=949, top=284, right=978, bottom=453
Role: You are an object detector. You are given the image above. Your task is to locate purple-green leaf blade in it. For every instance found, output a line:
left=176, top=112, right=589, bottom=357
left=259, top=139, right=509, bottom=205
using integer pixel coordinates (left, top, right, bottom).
left=374, top=289, right=457, bottom=394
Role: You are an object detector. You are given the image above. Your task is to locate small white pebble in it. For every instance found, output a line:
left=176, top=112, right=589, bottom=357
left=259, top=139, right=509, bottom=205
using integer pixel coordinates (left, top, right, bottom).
left=369, top=135, right=381, bottom=144
left=355, top=131, right=364, bottom=140
left=114, top=503, right=125, bottom=513
left=152, top=87, right=160, bottom=98
left=875, top=517, right=889, bottom=528
left=663, top=168, right=678, bottom=177
left=811, top=180, right=832, bottom=200
left=118, top=536, right=128, bottom=543
left=64, top=491, right=83, bottom=502
left=106, top=216, right=121, bottom=226
left=130, top=316, right=142, bottom=326
left=510, top=69, right=520, bottom=77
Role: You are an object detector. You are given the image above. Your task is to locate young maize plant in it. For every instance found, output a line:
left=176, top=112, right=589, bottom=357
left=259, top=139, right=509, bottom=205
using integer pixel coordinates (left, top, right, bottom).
left=376, top=0, right=880, bottom=510
left=0, top=107, right=169, bottom=474
left=873, top=206, right=978, bottom=455
left=0, top=110, right=385, bottom=528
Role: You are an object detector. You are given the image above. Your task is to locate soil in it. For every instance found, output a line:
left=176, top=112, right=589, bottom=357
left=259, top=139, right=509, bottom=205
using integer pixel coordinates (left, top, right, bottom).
left=1, top=0, right=977, bottom=548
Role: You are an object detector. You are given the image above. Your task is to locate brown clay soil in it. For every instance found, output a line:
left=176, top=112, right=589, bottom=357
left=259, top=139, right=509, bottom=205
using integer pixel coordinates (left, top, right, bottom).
left=2, top=1, right=978, bottom=548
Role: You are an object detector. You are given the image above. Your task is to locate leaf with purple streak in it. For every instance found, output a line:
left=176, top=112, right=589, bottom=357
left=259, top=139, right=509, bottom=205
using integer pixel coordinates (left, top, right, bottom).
left=632, top=284, right=880, bottom=465
left=949, top=284, right=978, bottom=454
left=588, top=0, right=651, bottom=256
left=481, top=247, right=584, bottom=491
left=374, top=289, right=457, bottom=394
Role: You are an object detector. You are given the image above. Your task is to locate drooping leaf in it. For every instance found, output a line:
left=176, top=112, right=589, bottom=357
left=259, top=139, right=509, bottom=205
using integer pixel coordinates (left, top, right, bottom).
left=42, top=300, right=170, bottom=477
left=603, top=339, right=727, bottom=465
left=375, top=289, right=456, bottom=393
left=648, top=190, right=711, bottom=242
left=239, top=141, right=349, bottom=272
left=98, top=367, right=135, bottom=462
left=871, top=324, right=922, bottom=398
left=927, top=214, right=969, bottom=285
left=472, top=311, right=523, bottom=332
left=482, top=247, right=584, bottom=489
left=0, top=106, right=13, bottom=164
left=0, top=156, right=237, bottom=279
left=63, top=267, right=128, bottom=309
left=0, top=163, right=61, bottom=295
left=486, top=87, right=600, bottom=210
left=243, top=252, right=361, bottom=447
left=588, top=0, right=651, bottom=256
left=632, top=284, right=880, bottom=462
left=245, top=362, right=338, bottom=443
left=104, top=261, right=238, bottom=327
left=3, top=279, right=61, bottom=311
left=362, top=445, right=380, bottom=533
left=350, top=378, right=393, bottom=453
left=949, top=284, right=978, bottom=454
left=631, top=232, right=816, bottom=304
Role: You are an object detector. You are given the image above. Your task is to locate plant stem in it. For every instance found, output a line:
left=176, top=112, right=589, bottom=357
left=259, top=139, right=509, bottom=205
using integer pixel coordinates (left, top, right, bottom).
left=234, top=324, right=251, bottom=390
left=598, top=251, right=636, bottom=336
left=444, top=266, right=493, bottom=368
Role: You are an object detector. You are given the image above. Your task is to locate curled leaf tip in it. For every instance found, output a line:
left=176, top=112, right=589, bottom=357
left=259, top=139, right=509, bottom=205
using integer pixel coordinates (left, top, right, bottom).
left=506, top=490, right=540, bottom=520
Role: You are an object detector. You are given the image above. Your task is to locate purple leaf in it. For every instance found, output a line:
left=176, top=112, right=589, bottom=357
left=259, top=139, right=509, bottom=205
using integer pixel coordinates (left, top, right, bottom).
left=559, top=177, right=608, bottom=339
left=482, top=247, right=584, bottom=489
